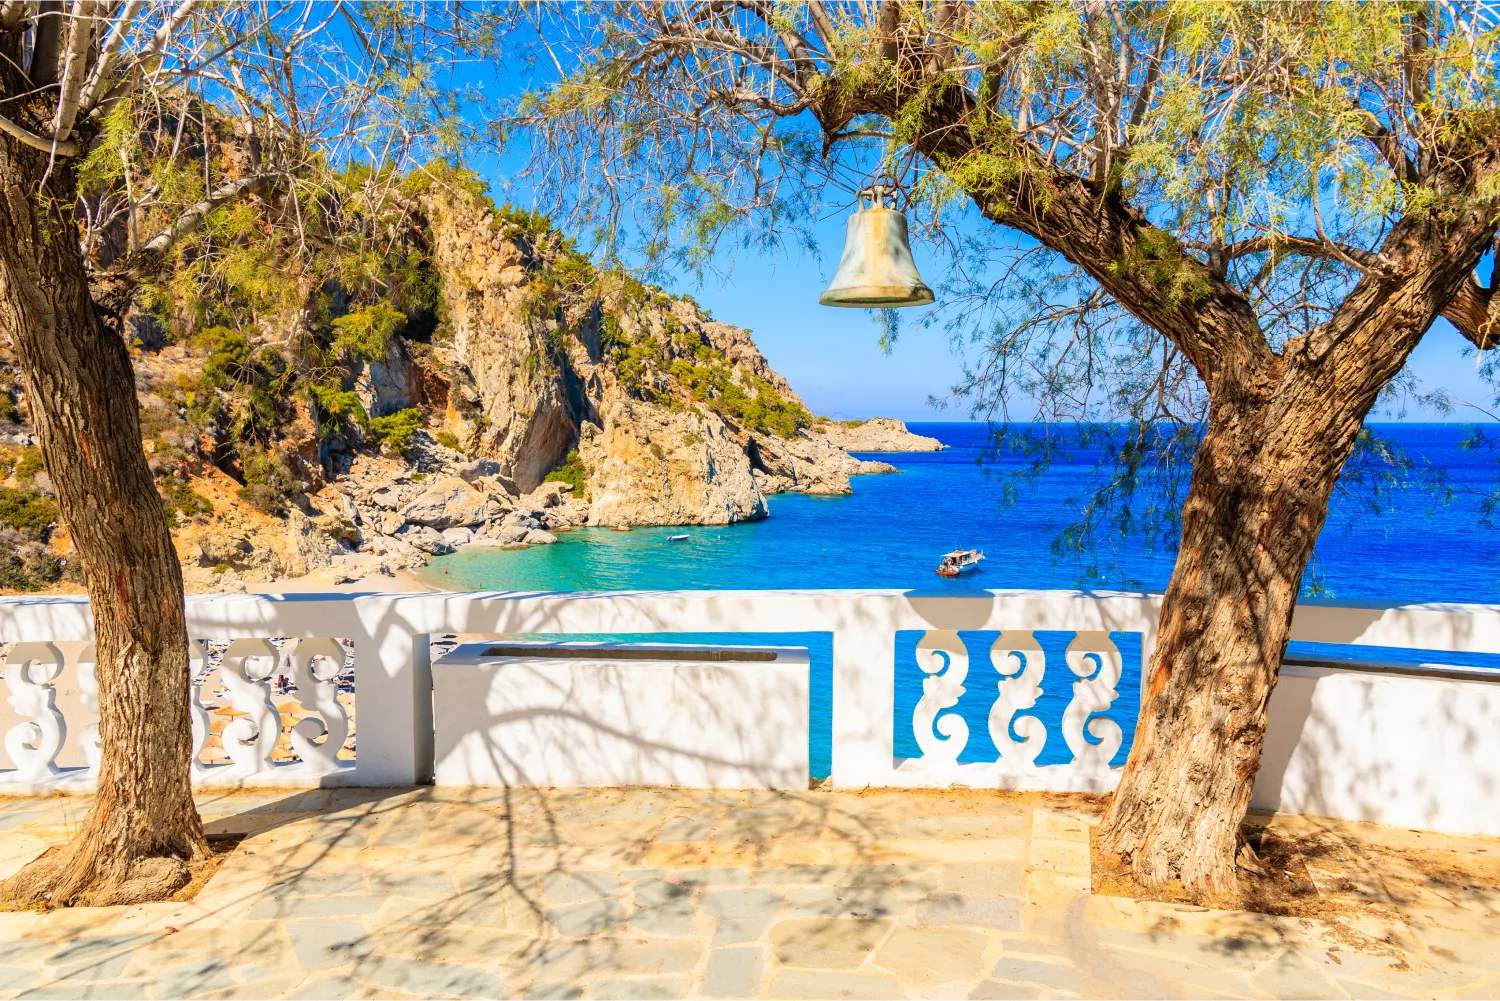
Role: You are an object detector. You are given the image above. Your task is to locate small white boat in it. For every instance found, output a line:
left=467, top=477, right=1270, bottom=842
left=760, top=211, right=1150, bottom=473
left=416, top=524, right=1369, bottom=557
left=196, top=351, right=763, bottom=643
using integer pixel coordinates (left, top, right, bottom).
left=667, top=534, right=689, bottom=542
left=936, top=549, right=984, bottom=577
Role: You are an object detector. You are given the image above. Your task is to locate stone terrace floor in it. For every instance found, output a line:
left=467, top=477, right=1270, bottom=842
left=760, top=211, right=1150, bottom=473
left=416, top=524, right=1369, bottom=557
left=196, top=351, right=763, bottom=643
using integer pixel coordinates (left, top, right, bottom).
left=0, top=787, right=1497, bottom=1000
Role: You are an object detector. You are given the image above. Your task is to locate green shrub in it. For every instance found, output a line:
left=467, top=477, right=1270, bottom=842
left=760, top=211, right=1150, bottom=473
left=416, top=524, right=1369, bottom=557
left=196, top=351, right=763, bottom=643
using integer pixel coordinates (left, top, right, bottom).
left=330, top=304, right=405, bottom=363
left=368, top=408, right=424, bottom=454
left=434, top=429, right=462, bottom=451
left=237, top=446, right=300, bottom=516
left=160, top=477, right=212, bottom=521
left=14, top=447, right=43, bottom=480
left=0, top=544, right=63, bottom=592
left=543, top=449, right=587, bottom=497
left=0, top=487, right=57, bottom=539
left=194, top=326, right=251, bottom=387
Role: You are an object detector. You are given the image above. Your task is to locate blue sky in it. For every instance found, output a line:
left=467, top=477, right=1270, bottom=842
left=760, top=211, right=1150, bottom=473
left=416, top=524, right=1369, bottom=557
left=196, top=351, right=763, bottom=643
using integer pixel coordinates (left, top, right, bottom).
left=470, top=47, right=1493, bottom=425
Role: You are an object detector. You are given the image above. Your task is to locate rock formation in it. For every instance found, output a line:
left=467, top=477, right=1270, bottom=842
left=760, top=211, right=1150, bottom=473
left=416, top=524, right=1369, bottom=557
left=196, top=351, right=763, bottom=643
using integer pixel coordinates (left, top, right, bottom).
left=0, top=184, right=943, bottom=592
left=814, top=417, right=946, bottom=452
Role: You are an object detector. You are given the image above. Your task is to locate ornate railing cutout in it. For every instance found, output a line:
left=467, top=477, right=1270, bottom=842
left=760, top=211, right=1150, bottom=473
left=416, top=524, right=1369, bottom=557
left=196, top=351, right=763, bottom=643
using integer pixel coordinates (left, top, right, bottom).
left=897, top=629, right=1132, bottom=791
left=1, top=637, right=355, bottom=792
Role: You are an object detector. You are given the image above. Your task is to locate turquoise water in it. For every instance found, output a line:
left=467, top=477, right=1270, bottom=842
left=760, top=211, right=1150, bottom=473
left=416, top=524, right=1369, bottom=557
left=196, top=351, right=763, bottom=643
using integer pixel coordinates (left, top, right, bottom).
left=422, top=423, right=1500, bottom=779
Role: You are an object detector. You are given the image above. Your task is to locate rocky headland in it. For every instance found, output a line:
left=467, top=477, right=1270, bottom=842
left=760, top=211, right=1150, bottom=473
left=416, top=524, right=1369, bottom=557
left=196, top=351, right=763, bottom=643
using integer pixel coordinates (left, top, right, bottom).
left=0, top=185, right=935, bottom=593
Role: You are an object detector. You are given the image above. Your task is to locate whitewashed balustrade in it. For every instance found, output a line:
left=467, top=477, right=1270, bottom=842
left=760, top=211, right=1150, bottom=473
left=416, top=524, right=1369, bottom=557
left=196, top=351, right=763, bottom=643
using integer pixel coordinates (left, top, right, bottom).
left=0, top=636, right=354, bottom=793
left=898, top=629, right=1128, bottom=791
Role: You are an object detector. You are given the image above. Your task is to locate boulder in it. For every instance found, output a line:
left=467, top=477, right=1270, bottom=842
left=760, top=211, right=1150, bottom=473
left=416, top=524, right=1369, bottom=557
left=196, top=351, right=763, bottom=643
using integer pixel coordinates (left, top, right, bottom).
left=440, top=526, right=474, bottom=549
left=456, top=457, right=502, bottom=483
left=523, top=529, right=558, bottom=545
left=580, top=402, right=767, bottom=527
left=400, top=476, right=502, bottom=528
left=399, top=525, right=455, bottom=555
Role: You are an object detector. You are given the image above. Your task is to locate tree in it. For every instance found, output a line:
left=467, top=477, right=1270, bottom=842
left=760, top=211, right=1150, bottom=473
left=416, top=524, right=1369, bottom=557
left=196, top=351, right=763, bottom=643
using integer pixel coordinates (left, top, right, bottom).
left=0, top=1, right=481, bottom=906
left=509, top=2, right=1500, bottom=895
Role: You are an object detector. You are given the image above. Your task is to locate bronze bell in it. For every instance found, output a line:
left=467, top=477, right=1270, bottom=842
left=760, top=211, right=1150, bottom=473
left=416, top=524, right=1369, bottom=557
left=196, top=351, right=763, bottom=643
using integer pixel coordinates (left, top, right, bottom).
left=819, top=186, right=934, bottom=308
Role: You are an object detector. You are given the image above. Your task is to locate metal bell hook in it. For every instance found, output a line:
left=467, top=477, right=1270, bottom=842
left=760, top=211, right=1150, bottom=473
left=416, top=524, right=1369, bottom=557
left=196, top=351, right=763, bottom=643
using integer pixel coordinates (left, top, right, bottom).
left=819, top=185, right=934, bottom=308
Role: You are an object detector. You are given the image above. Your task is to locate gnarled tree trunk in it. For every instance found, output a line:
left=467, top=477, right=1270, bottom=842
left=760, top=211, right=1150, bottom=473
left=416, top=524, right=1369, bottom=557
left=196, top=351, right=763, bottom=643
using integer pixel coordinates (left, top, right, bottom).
left=0, top=136, right=206, bottom=907
left=1098, top=389, right=1366, bottom=894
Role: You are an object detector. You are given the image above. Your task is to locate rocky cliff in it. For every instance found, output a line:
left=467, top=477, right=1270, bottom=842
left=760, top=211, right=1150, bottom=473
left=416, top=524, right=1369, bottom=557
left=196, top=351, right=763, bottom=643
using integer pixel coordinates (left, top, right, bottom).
left=0, top=184, right=926, bottom=592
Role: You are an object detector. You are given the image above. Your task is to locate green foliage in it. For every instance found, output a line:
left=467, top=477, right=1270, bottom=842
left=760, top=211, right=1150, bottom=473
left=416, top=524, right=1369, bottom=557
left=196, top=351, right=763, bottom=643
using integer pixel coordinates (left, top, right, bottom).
left=237, top=446, right=301, bottom=516
left=331, top=304, right=405, bottom=362
left=13, top=448, right=44, bottom=481
left=368, top=408, right=425, bottom=453
left=0, top=487, right=57, bottom=540
left=715, top=377, right=811, bottom=438
left=0, top=541, right=63, bottom=592
left=544, top=449, right=587, bottom=497
left=194, top=326, right=252, bottom=387
left=160, top=477, right=213, bottom=521
left=434, top=429, right=462, bottom=451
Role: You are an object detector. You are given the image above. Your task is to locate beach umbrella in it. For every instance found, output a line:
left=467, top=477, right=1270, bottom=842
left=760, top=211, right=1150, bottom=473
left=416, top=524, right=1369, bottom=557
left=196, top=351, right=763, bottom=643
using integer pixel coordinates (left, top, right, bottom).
left=819, top=185, right=934, bottom=308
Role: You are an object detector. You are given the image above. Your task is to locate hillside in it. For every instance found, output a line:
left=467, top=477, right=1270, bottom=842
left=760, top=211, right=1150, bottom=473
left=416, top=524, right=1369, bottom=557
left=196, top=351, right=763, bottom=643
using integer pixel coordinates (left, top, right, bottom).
left=0, top=186, right=937, bottom=593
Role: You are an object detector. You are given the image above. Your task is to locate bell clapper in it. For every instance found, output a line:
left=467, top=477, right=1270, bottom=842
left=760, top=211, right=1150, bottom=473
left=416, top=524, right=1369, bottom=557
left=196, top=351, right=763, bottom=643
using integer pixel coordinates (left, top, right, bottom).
left=819, top=183, right=935, bottom=308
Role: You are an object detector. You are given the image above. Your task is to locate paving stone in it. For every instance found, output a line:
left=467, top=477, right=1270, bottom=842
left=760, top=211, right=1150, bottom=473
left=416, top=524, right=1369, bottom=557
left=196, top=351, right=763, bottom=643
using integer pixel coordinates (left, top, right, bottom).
left=767, top=970, right=907, bottom=999
left=286, top=975, right=361, bottom=999
left=197, top=972, right=310, bottom=1000
left=544, top=871, right=621, bottom=906
left=0, top=965, right=37, bottom=992
left=1091, top=927, right=1281, bottom=971
left=153, top=957, right=236, bottom=998
left=701, top=889, right=784, bottom=945
left=631, top=878, right=695, bottom=937
left=1249, top=949, right=1351, bottom=1000
left=770, top=918, right=889, bottom=970
left=18, top=984, right=150, bottom=1000
left=1, top=940, right=59, bottom=966
left=286, top=919, right=375, bottom=971
left=43, top=934, right=159, bottom=970
left=702, top=946, right=763, bottom=998
left=672, top=868, right=750, bottom=887
left=941, top=863, right=1025, bottom=898
left=547, top=898, right=626, bottom=936
left=989, top=956, right=1093, bottom=995
left=523, top=983, right=583, bottom=1000
left=50, top=948, right=135, bottom=981
left=781, top=885, right=904, bottom=920
left=876, top=925, right=991, bottom=982
left=264, top=874, right=367, bottom=898
left=967, top=982, right=1043, bottom=1000
left=585, top=975, right=689, bottom=999
left=375, top=805, right=439, bottom=846
left=250, top=894, right=387, bottom=920
left=509, top=939, right=700, bottom=980
left=1332, top=981, right=1414, bottom=1000
left=657, top=818, right=711, bottom=842
left=369, top=872, right=457, bottom=898
left=915, top=892, right=1022, bottom=930
left=353, top=954, right=509, bottom=998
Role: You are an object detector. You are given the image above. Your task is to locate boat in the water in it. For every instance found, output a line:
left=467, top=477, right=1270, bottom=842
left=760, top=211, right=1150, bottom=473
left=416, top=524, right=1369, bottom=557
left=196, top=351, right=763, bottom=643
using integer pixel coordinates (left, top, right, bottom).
left=936, top=549, right=984, bottom=577
left=667, top=534, right=689, bottom=542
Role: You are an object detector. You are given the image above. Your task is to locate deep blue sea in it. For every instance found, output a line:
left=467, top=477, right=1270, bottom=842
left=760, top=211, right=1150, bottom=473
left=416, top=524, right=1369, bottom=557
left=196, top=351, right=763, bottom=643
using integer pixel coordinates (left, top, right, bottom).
left=421, top=423, right=1500, bottom=779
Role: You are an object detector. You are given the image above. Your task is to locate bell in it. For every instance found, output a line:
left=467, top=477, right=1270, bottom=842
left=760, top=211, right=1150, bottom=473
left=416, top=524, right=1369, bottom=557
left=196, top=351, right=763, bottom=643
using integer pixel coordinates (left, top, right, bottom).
left=819, top=187, right=934, bottom=308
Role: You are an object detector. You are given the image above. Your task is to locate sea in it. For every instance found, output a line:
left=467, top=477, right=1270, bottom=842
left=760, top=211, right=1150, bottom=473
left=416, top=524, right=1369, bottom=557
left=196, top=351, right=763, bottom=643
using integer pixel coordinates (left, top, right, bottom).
left=419, top=423, right=1500, bottom=779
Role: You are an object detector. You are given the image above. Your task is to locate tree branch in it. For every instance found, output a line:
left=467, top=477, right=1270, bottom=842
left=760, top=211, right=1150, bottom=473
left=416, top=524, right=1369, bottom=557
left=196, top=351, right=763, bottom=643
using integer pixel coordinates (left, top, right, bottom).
left=0, top=112, right=81, bottom=155
left=51, top=0, right=100, bottom=146
left=1442, top=278, right=1500, bottom=349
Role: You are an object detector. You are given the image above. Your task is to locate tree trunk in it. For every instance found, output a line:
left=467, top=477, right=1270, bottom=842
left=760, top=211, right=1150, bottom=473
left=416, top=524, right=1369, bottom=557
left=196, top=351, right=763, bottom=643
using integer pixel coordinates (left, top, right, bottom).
left=0, top=136, right=206, bottom=906
left=1099, top=391, right=1364, bottom=896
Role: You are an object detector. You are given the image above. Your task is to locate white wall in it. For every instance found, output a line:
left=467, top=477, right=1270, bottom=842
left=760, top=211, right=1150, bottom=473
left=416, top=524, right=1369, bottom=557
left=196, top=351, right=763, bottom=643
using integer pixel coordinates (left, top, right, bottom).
left=1254, top=662, right=1500, bottom=837
left=433, top=643, right=809, bottom=789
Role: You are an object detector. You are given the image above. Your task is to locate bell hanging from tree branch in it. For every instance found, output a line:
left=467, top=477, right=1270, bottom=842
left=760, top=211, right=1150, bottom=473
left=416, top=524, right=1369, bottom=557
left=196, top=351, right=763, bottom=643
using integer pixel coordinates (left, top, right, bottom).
left=819, top=185, right=934, bottom=308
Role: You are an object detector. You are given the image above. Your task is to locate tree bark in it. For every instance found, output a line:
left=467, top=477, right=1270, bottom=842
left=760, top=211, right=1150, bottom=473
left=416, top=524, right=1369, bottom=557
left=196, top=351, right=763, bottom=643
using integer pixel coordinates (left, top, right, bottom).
left=0, top=134, right=206, bottom=907
left=1096, top=391, right=1364, bottom=894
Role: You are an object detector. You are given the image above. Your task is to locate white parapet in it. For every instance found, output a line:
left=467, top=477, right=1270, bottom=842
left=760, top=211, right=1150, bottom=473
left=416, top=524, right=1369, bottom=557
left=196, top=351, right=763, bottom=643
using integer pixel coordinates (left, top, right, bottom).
left=1254, top=660, right=1500, bottom=837
left=432, top=642, right=810, bottom=789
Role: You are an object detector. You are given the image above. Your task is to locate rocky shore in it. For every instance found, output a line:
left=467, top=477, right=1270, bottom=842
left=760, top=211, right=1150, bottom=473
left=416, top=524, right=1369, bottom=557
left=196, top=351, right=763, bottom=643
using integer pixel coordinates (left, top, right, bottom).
left=0, top=185, right=937, bottom=595
left=815, top=418, right=946, bottom=453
